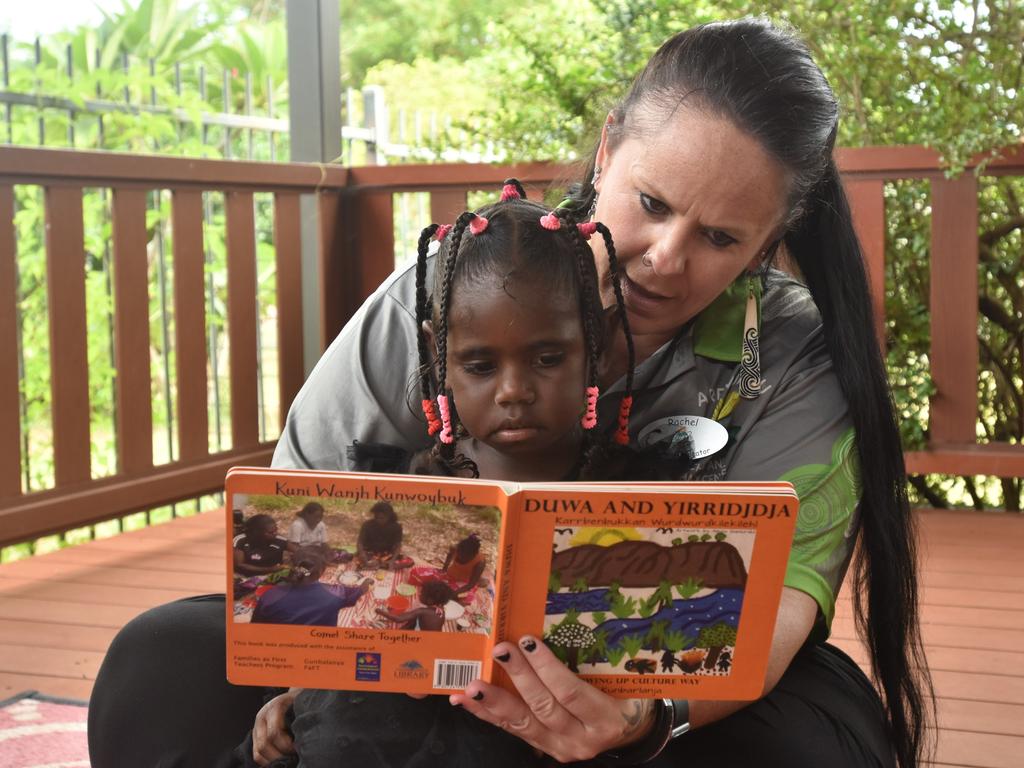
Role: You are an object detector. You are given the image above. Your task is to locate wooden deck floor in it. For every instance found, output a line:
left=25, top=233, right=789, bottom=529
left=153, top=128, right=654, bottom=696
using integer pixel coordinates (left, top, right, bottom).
left=0, top=508, right=1021, bottom=767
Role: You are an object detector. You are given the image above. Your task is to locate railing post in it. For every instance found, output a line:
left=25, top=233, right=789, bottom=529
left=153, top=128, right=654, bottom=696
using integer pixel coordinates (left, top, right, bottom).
left=0, top=185, right=20, bottom=497
left=286, top=0, right=341, bottom=371
left=363, top=85, right=388, bottom=166
left=845, top=178, right=887, bottom=351
left=929, top=173, right=979, bottom=445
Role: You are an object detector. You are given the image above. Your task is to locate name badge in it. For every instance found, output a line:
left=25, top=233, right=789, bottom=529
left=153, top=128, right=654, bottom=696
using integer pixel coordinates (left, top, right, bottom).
left=637, top=415, right=728, bottom=460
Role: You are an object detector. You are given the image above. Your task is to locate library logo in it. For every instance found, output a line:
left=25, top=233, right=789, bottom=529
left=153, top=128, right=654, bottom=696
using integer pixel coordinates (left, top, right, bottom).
left=355, top=653, right=382, bottom=682
left=395, top=659, right=429, bottom=680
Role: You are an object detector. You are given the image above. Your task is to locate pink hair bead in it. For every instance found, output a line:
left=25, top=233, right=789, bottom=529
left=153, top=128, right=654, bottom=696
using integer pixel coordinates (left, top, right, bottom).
left=500, top=184, right=521, bottom=201
left=581, top=385, right=599, bottom=429
left=435, top=224, right=453, bottom=241
left=539, top=212, right=561, bottom=230
left=577, top=221, right=597, bottom=240
left=469, top=215, right=489, bottom=235
left=437, top=394, right=454, bottom=444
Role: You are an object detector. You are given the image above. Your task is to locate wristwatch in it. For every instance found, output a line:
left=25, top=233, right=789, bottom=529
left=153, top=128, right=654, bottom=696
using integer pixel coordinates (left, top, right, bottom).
left=597, top=699, right=690, bottom=765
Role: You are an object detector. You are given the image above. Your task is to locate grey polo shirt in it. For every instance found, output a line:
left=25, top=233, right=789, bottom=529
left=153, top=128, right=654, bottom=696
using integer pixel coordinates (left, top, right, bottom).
left=273, top=262, right=859, bottom=635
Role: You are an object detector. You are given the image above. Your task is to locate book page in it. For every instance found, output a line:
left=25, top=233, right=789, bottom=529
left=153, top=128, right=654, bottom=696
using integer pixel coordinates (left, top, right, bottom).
left=225, top=469, right=509, bottom=694
left=502, top=484, right=797, bottom=700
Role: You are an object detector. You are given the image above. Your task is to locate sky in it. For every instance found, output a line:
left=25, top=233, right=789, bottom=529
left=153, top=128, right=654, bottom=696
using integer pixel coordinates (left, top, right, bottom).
left=1, top=1, right=114, bottom=38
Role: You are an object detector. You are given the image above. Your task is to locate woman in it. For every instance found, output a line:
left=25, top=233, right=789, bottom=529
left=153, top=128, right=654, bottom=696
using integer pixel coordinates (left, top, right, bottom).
left=88, top=17, right=930, bottom=768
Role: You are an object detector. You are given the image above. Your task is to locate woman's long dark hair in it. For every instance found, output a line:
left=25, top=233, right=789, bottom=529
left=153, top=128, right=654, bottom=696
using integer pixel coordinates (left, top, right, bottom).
left=571, top=18, right=932, bottom=767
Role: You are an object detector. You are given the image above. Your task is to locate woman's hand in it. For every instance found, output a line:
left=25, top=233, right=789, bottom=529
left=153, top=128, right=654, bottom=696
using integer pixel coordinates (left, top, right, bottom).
left=252, top=688, right=300, bottom=766
left=450, top=636, right=656, bottom=763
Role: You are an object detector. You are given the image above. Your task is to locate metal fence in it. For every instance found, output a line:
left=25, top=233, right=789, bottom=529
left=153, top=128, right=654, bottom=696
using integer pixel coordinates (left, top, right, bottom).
left=0, top=33, right=505, bottom=561
left=0, top=34, right=496, bottom=165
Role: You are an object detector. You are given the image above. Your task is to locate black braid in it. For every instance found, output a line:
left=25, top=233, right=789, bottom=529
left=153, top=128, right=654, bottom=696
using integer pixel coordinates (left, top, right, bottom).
left=436, top=212, right=476, bottom=396
left=558, top=209, right=602, bottom=391
left=415, top=224, right=440, bottom=403
left=434, top=211, right=477, bottom=472
left=596, top=222, right=635, bottom=398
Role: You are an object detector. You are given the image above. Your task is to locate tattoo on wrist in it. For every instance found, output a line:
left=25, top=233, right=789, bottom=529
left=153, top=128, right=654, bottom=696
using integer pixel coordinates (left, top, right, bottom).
left=621, top=699, right=653, bottom=738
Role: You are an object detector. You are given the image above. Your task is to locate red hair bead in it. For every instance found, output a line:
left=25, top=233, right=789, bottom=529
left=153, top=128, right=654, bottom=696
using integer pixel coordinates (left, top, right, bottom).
left=435, top=224, right=452, bottom=241
left=577, top=222, right=597, bottom=240
left=614, top=395, right=633, bottom=445
left=421, top=399, right=442, bottom=436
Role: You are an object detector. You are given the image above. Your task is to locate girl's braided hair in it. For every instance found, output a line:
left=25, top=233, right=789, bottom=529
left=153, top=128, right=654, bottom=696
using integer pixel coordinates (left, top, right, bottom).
left=413, top=179, right=635, bottom=477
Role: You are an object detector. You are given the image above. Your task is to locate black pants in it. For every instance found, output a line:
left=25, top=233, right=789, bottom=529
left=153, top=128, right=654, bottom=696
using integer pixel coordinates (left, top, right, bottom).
left=89, top=594, right=894, bottom=768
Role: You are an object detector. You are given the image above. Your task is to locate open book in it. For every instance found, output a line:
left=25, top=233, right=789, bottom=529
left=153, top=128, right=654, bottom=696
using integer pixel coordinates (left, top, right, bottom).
left=225, top=467, right=797, bottom=700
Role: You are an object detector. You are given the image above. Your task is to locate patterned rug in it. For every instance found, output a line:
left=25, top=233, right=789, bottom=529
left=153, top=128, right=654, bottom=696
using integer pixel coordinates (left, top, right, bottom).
left=0, top=691, right=89, bottom=767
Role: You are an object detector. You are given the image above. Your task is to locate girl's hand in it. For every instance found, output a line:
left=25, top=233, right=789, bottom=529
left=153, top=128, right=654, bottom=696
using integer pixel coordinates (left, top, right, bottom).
left=252, top=688, right=300, bottom=766
left=450, top=636, right=656, bottom=763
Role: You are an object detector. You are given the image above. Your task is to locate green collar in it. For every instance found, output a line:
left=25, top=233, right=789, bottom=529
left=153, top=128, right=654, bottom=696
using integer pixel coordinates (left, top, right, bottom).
left=692, top=277, right=761, bottom=363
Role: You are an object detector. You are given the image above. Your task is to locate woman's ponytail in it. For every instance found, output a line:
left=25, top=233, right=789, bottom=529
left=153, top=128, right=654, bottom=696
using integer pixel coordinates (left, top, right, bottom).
left=786, top=158, right=933, bottom=767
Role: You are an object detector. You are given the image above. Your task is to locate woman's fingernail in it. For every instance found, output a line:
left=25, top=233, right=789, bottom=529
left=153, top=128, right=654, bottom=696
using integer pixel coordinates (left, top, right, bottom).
left=521, top=638, right=537, bottom=652
left=495, top=651, right=511, bottom=662
left=472, top=691, right=484, bottom=701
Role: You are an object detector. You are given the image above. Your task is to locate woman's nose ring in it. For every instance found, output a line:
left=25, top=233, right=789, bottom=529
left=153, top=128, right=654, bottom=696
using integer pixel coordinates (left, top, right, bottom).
left=641, top=252, right=653, bottom=267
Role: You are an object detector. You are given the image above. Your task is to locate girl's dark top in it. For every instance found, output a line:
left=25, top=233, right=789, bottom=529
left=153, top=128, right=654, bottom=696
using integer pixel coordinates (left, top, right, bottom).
left=232, top=534, right=288, bottom=567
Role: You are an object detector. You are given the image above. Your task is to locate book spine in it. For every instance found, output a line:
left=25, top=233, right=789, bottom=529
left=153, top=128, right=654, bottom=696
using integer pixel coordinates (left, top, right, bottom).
left=489, top=493, right=521, bottom=667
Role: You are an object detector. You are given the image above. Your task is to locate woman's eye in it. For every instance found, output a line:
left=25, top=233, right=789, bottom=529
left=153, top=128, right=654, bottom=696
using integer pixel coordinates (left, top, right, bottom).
left=639, top=193, right=668, bottom=215
left=536, top=352, right=565, bottom=368
left=705, top=229, right=737, bottom=248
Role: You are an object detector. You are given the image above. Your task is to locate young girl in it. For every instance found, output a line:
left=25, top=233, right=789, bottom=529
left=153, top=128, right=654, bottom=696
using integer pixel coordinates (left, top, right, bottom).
left=443, top=532, right=485, bottom=597
left=410, top=531, right=486, bottom=598
left=374, top=579, right=456, bottom=632
left=243, top=181, right=652, bottom=767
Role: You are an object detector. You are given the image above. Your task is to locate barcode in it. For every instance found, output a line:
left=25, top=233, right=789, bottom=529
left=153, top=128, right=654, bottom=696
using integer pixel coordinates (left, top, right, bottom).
left=432, top=659, right=482, bottom=689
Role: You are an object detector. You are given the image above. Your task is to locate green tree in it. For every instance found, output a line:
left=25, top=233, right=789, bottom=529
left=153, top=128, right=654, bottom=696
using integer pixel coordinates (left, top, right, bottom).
left=696, top=622, right=738, bottom=669
left=474, top=1, right=1023, bottom=509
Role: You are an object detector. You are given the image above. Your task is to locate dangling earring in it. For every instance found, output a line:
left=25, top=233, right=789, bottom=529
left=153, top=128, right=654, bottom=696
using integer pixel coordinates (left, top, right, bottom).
left=736, top=273, right=763, bottom=399
left=588, top=166, right=601, bottom=219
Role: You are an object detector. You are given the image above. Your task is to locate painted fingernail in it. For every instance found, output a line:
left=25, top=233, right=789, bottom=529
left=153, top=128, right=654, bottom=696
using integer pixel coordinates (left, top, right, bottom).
left=472, top=691, right=484, bottom=701
left=494, top=651, right=511, bottom=662
left=521, top=638, right=537, bottom=652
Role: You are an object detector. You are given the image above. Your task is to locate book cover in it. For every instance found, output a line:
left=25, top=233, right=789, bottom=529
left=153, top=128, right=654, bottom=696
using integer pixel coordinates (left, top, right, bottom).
left=225, top=468, right=797, bottom=700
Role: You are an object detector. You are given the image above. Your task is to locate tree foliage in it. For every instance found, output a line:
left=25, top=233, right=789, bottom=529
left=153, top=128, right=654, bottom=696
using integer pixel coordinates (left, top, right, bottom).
left=472, top=1, right=1022, bottom=509
left=5, top=0, right=1022, bottom=509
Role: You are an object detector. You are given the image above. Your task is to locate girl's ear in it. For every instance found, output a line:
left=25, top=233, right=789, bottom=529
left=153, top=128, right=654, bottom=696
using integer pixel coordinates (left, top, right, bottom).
left=421, top=319, right=438, bottom=354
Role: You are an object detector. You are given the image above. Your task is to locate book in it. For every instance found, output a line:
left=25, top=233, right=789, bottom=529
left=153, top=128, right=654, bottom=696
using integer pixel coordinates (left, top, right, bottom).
left=225, top=467, right=798, bottom=700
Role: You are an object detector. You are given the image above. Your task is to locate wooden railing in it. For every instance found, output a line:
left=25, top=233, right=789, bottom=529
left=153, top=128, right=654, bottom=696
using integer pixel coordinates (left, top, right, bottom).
left=0, top=147, right=349, bottom=545
left=838, top=144, right=1024, bottom=477
left=1, top=143, right=1021, bottom=546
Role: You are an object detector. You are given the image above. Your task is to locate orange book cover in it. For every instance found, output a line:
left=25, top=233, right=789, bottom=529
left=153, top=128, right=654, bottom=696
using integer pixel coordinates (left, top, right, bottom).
left=225, top=468, right=797, bottom=700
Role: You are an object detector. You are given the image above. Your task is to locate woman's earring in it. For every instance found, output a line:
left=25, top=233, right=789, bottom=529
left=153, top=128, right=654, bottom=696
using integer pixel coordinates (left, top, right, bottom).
left=588, top=166, right=601, bottom=219
left=737, top=274, right=764, bottom=399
